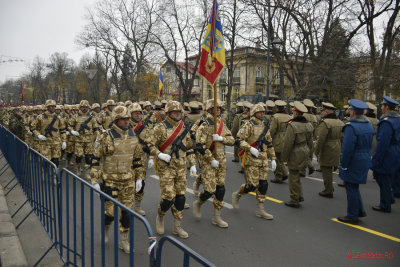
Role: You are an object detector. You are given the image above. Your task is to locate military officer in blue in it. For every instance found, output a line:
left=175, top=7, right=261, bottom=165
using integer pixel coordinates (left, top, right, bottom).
left=371, top=96, right=400, bottom=213
left=338, top=99, right=374, bottom=224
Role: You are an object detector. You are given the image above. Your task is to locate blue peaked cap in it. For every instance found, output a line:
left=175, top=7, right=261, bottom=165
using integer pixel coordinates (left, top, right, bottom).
left=383, top=95, right=399, bottom=107
left=349, top=99, right=368, bottom=111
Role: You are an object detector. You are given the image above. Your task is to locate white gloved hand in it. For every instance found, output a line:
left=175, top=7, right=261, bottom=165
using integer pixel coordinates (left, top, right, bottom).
left=102, top=129, right=107, bottom=134
left=270, top=160, right=277, bottom=172
left=66, top=131, right=70, bottom=136
left=212, top=134, right=224, bottom=142
left=93, top=183, right=101, bottom=196
left=27, top=130, right=33, bottom=135
left=147, top=159, right=154, bottom=169
left=190, top=165, right=197, bottom=177
left=38, top=134, right=47, bottom=141
left=93, top=183, right=101, bottom=191
left=61, top=141, right=67, bottom=150
left=158, top=152, right=171, bottom=163
left=136, top=179, right=143, bottom=192
left=71, top=130, right=80, bottom=136
left=211, top=159, right=219, bottom=168
left=250, top=147, right=259, bottom=158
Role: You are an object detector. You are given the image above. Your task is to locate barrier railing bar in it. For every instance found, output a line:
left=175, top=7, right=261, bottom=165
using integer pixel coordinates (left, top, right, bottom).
left=66, top=171, right=70, bottom=264
left=0, top=165, right=10, bottom=177
left=90, top=190, right=94, bottom=267
left=73, top=177, right=77, bottom=265
left=81, top=182, right=85, bottom=267
left=129, top=214, right=134, bottom=267
left=101, top=197, right=106, bottom=267
left=184, top=253, right=190, bottom=266
left=114, top=205, right=119, bottom=267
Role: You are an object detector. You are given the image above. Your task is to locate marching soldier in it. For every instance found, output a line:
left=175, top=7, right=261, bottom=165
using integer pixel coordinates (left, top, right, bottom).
left=232, top=103, right=277, bottom=220
left=338, top=99, right=373, bottom=224
left=264, top=100, right=275, bottom=123
left=302, top=99, right=318, bottom=175
left=314, top=102, right=344, bottom=198
left=270, top=100, right=292, bottom=183
left=371, top=96, right=400, bottom=213
left=128, top=103, right=152, bottom=216
left=365, top=102, right=378, bottom=154
left=9, top=107, right=25, bottom=141
left=193, top=99, right=235, bottom=227
left=282, top=101, right=313, bottom=208
left=231, top=101, right=244, bottom=162
left=68, top=100, right=99, bottom=178
left=31, top=100, right=67, bottom=167
left=100, top=100, right=117, bottom=130
left=151, top=100, right=166, bottom=125
left=149, top=101, right=197, bottom=238
left=142, top=101, right=152, bottom=116
left=183, top=101, right=202, bottom=126
left=90, top=105, right=147, bottom=253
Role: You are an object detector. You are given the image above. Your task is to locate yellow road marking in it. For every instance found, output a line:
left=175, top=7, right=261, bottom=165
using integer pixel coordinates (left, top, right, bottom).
left=333, top=171, right=339, bottom=175
left=249, top=192, right=283, bottom=203
left=226, top=151, right=234, bottom=155
left=331, top=218, right=400, bottom=243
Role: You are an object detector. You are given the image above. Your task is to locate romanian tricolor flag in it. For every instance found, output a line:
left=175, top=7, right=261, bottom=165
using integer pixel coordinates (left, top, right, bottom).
left=19, top=82, right=24, bottom=104
left=159, top=71, right=164, bottom=97
left=198, top=0, right=225, bottom=85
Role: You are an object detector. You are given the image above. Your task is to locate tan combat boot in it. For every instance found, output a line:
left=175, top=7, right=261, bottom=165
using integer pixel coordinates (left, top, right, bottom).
left=211, top=208, right=229, bottom=228
left=184, top=203, right=190, bottom=209
left=104, top=225, right=110, bottom=244
left=232, top=191, right=241, bottom=210
left=119, top=231, right=130, bottom=254
left=172, top=218, right=189, bottom=239
left=192, top=199, right=202, bottom=220
left=255, top=202, right=274, bottom=220
left=193, top=181, right=200, bottom=196
left=156, top=214, right=164, bottom=235
left=67, top=156, right=73, bottom=167
left=134, top=201, right=146, bottom=216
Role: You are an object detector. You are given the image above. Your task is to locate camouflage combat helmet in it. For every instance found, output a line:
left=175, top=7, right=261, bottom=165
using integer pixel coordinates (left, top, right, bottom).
left=112, top=106, right=130, bottom=121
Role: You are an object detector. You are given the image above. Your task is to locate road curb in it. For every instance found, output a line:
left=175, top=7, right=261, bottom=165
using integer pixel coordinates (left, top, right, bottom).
left=0, top=180, right=28, bottom=267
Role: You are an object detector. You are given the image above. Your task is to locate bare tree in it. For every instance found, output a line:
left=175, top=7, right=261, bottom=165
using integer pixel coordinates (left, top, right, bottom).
left=151, top=0, right=208, bottom=102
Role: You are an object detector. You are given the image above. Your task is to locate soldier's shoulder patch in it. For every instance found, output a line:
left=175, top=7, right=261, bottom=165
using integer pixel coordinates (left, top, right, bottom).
left=384, top=117, right=388, bottom=120
left=345, top=122, right=351, bottom=125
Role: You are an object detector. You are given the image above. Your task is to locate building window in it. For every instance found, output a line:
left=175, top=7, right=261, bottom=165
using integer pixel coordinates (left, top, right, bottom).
left=256, top=88, right=263, bottom=94
left=208, top=89, right=212, bottom=99
left=193, top=78, right=199, bottom=86
left=221, top=69, right=226, bottom=79
left=221, top=89, right=226, bottom=102
left=234, top=66, right=240, bottom=77
left=256, top=66, right=262, bottom=77
left=235, top=86, right=240, bottom=100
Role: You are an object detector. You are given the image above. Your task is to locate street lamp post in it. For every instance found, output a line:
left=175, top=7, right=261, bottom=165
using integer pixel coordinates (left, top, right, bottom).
left=266, top=1, right=282, bottom=100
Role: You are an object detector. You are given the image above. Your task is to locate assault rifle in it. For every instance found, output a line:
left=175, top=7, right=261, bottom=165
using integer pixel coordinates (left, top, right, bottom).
left=168, top=122, right=193, bottom=164
left=44, top=115, right=58, bottom=137
left=78, top=116, right=93, bottom=134
left=134, top=112, right=153, bottom=154
left=257, top=121, right=271, bottom=152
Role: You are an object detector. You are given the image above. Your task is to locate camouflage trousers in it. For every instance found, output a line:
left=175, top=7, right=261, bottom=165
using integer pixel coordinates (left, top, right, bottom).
left=39, top=141, right=61, bottom=161
left=103, top=173, right=135, bottom=232
left=238, top=165, right=269, bottom=203
left=74, top=141, right=94, bottom=157
left=157, top=159, right=187, bottom=220
left=132, top=166, right=146, bottom=201
left=66, top=140, right=75, bottom=154
left=198, top=158, right=226, bottom=210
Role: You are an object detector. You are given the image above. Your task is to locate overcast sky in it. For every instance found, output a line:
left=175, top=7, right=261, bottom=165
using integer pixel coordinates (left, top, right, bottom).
left=0, top=0, right=97, bottom=84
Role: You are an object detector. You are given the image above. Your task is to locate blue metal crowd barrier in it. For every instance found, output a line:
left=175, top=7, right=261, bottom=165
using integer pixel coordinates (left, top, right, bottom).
left=0, top=125, right=216, bottom=267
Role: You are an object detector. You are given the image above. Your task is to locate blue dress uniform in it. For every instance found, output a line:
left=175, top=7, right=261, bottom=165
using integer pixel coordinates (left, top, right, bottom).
left=338, top=99, right=374, bottom=224
left=371, top=96, right=400, bottom=212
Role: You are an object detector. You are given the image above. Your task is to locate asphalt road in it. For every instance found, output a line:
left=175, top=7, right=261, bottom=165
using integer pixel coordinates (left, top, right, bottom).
left=58, top=146, right=399, bottom=267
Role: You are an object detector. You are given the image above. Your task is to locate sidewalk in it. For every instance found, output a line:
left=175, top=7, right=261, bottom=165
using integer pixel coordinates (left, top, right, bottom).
left=0, top=154, right=63, bottom=267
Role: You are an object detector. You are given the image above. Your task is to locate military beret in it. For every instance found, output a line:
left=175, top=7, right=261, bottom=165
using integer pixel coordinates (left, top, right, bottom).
left=293, top=101, right=308, bottom=113
left=349, top=99, right=368, bottom=111
left=321, top=102, right=336, bottom=110
left=303, top=99, right=316, bottom=108
left=382, top=95, right=399, bottom=108
left=275, top=100, right=287, bottom=106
